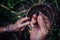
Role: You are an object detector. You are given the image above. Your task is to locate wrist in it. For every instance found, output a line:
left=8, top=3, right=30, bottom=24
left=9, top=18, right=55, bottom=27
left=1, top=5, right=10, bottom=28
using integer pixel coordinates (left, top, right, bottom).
left=5, top=25, right=13, bottom=32
left=6, top=24, right=19, bottom=31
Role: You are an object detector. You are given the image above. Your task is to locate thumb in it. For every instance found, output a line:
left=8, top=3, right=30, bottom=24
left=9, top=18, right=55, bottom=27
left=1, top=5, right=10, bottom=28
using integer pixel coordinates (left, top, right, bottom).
left=37, top=15, right=48, bottom=33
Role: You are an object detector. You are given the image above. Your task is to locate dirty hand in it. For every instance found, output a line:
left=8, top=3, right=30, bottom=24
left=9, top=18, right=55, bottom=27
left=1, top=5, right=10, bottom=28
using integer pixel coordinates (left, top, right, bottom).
left=30, top=12, right=51, bottom=40
left=8, top=17, right=30, bottom=31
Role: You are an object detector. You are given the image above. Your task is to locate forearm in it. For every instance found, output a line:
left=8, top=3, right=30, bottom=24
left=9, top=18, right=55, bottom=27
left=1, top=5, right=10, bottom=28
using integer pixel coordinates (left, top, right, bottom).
left=6, top=24, right=24, bottom=31
left=0, top=24, right=18, bottom=33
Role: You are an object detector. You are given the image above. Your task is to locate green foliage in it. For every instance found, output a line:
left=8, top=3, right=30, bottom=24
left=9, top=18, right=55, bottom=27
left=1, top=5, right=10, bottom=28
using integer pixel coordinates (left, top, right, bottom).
left=0, top=6, right=18, bottom=26
left=0, top=0, right=60, bottom=40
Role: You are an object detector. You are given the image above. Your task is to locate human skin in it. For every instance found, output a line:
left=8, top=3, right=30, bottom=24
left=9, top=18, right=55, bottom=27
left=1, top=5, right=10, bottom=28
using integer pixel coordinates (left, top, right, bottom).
left=0, top=17, right=30, bottom=32
left=0, top=12, right=51, bottom=40
left=30, top=12, right=51, bottom=40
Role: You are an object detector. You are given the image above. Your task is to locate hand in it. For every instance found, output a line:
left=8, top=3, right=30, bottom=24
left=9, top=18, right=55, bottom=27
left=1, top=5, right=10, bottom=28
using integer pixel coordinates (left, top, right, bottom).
left=37, top=13, right=51, bottom=36
left=30, top=12, right=51, bottom=40
left=8, top=17, right=30, bottom=31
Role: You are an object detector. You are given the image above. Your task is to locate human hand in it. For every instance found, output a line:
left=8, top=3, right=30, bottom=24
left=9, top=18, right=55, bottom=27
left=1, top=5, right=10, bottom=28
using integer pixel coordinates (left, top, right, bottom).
left=8, top=17, right=30, bottom=31
left=37, top=12, right=51, bottom=37
left=30, top=12, right=51, bottom=40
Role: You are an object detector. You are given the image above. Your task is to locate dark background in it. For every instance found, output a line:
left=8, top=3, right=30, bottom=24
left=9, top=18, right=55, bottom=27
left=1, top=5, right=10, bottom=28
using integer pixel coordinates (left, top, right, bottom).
left=0, top=0, right=60, bottom=40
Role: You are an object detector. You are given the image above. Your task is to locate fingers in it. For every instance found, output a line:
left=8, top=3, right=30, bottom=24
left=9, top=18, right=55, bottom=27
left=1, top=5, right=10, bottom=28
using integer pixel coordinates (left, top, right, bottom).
left=12, top=17, right=30, bottom=31
left=32, top=14, right=37, bottom=20
left=9, top=17, right=30, bottom=31
left=31, top=18, right=36, bottom=24
left=30, top=15, right=37, bottom=28
left=18, top=17, right=29, bottom=23
left=39, top=12, right=48, bottom=20
left=10, top=21, right=30, bottom=31
left=30, top=22, right=35, bottom=28
left=31, top=14, right=37, bottom=25
left=8, top=21, right=30, bottom=31
left=39, top=12, right=51, bottom=30
left=17, top=21, right=30, bottom=28
left=37, top=14, right=48, bottom=33
left=20, top=27, right=25, bottom=31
